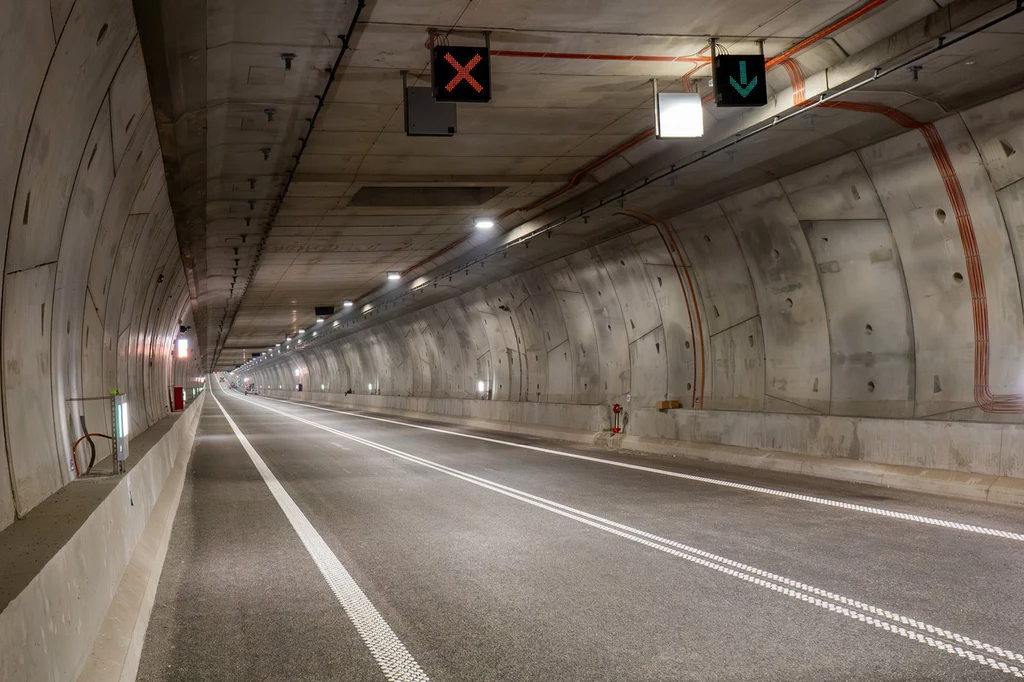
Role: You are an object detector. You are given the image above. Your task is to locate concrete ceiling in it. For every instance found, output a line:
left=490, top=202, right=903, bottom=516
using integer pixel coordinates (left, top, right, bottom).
left=135, top=0, right=1024, bottom=370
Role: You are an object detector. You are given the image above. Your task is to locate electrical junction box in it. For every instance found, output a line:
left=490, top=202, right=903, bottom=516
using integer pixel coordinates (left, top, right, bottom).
left=405, top=87, right=456, bottom=137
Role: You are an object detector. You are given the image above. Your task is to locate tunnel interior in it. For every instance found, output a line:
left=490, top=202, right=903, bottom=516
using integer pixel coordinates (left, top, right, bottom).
left=2, top=0, right=1024, bottom=680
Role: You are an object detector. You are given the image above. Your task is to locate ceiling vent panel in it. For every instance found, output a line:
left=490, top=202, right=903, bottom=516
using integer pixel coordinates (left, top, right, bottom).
left=348, top=186, right=507, bottom=207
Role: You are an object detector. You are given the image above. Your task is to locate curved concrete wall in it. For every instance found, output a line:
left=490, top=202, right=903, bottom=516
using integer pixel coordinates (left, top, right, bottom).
left=248, top=88, right=1024, bottom=479
left=0, top=1, right=198, bottom=530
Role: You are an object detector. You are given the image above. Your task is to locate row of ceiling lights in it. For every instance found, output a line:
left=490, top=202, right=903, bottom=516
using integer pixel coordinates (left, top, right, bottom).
left=235, top=216, right=497, bottom=369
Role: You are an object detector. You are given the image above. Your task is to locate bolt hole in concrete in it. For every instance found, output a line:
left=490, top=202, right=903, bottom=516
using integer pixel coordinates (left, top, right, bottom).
left=786, top=298, right=794, bottom=308
left=772, top=249, right=780, bottom=259
left=866, top=324, right=873, bottom=335
left=936, top=208, right=947, bottom=223
left=868, top=381, right=876, bottom=393
left=704, top=235, right=711, bottom=243
left=96, top=23, right=108, bottom=44
left=687, top=383, right=692, bottom=391
left=685, top=340, right=691, bottom=349
left=953, top=272, right=964, bottom=285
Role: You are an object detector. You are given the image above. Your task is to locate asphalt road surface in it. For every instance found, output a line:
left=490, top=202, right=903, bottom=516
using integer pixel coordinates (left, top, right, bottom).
left=136, top=381, right=1024, bottom=681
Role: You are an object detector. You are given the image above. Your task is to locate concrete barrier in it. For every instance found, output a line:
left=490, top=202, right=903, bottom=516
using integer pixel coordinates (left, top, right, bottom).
left=0, top=394, right=204, bottom=682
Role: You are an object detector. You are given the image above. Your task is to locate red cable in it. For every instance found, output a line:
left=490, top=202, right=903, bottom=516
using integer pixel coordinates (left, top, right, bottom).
left=72, top=433, right=113, bottom=477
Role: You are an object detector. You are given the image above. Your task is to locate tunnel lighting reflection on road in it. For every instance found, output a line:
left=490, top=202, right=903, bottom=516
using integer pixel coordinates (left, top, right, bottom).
left=654, top=91, right=704, bottom=139
left=474, top=218, right=495, bottom=229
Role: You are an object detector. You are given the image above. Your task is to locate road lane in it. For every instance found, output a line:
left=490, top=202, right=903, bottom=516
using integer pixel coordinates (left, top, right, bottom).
left=231, top=390, right=1024, bottom=659
left=177, top=384, right=1024, bottom=680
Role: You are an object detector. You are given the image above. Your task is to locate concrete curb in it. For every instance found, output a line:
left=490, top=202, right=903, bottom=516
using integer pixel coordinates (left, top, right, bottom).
left=274, top=394, right=1024, bottom=508
left=0, top=395, right=205, bottom=682
left=77, top=403, right=201, bottom=682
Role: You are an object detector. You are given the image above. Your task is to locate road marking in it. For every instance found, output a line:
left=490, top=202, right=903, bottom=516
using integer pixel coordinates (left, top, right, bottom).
left=212, top=391, right=430, bottom=682
left=257, top=395, right=1024, bottom=543
left=230, top=392, right=1024, bottom=678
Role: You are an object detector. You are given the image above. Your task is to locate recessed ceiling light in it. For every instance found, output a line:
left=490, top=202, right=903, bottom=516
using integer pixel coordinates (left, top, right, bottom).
left=387, top=271, right=401, bottom=281
left=343, top=300, right=354, bottom=308
left=316, top=317, right=325, bottom=324
left=474, top=218, right=495, bottom=229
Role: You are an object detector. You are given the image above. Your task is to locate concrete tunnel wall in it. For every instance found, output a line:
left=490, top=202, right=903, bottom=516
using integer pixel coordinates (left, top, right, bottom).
left=0, top=1, right=199, bottom=532
left=247, top=88, right=1024, bottom=481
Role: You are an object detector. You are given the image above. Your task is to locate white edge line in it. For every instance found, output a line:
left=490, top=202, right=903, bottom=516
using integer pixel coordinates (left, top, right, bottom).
left=211, top=391, right=431, bottom=682
left=232, top=391, right=1024, bottom=678
left=253, top=394, right=1024, bottom=543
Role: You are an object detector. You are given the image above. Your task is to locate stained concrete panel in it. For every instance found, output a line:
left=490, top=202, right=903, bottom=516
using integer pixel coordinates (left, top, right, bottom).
left=646, top=264, right=700, bottom=406
left=672, top=203, right=759, bottom=336
left=567, top=249, right=630, bottom=401
left=52, top=97, right=116, bottom=473
left=721, top=183, right=831, bottom=413
left=629, top=327, right=669, bottom=406
left=109, top=38, right=152, bottom=169
left=595, top=237, right=661, bottom=345
left=780, top=153, right=887, bottom=221
left=3, top=264, right=61, bottom=514
left=554, top=291, right=601, bottom=404
left=6, top=0, right=135, bottom=273
left=961, top=88, right=1024, bottom=190
left=709, top=316, right=766, bottom=412
left=805, top=220, right=915, bottom=418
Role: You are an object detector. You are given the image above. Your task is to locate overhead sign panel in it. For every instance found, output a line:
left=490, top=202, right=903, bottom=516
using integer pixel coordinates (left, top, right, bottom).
left=432, top=45, right=492, bottom=103
left=714, top=55, right=768, bottom=107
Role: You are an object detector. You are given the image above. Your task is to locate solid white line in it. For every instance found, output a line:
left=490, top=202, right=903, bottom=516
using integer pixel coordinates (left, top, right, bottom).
left=231, top=392, right=1024, bottom=678
left=211, top=391, right=430, bottom=682
left=257, top=395, right=1024, bottom=543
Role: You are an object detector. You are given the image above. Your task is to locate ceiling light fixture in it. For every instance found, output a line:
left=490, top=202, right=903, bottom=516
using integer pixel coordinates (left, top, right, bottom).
left=387, top=271, right=401, bottom=281
left=343, top=300, right=354, bottom=308
left=316, top=317, right=325, bottom=324
left=654, top=89, right=704, bottom=139
left=474, top=218, right=495, bottom=229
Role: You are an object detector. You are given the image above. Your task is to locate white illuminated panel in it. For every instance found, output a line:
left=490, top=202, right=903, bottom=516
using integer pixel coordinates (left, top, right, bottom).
left=656, top=92, right=704, bottom=138
left=177, top=337, right=189, bottom=358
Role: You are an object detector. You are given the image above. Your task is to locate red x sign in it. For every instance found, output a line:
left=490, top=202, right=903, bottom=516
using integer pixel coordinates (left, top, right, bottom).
left=444, top=53, right=483, bottom=93
left=433, top=46, right=492, bottom=103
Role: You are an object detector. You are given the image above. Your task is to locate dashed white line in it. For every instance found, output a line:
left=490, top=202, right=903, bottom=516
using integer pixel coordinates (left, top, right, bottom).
left=212, top=391, right=430, bottom=682
left=258, top=395, right=1024, bottom=543
left=233, top=392, right=1024, bottom=678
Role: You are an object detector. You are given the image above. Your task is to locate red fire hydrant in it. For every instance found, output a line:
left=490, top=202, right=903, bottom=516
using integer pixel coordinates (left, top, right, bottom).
left=611, top=403, right=623, bottom=434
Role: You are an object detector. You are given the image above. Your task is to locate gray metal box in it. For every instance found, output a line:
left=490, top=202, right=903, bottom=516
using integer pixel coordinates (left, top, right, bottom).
left=405, top=86, right=456, bottom=137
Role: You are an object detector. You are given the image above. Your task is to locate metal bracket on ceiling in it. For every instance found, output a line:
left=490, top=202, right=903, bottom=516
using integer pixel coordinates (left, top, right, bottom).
left=908, top=65, right=924, bottom=81
left=281, top=53, right=296, bottom=70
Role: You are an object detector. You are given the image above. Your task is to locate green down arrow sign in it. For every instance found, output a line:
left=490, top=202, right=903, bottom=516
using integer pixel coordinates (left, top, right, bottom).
left=714, top=55, right=768, bottom=107
left=729, top=61, right=758, bottom=98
